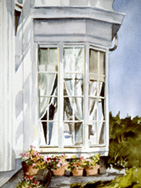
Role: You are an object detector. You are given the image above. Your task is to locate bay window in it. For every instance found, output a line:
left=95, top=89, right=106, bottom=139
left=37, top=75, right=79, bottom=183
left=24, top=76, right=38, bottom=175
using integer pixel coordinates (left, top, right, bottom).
left=38, top=44, right=107, bottom=153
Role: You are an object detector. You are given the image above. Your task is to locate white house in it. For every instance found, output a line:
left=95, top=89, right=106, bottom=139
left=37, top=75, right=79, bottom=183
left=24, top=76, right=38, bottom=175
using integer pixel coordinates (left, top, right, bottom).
left=0, top=0, right=124, bottom=176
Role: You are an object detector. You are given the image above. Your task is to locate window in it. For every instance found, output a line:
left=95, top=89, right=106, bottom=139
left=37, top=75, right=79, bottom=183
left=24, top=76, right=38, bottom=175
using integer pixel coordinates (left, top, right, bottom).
left=38, top=44, right=107, bottom=152
left=88, top=48, right=105, bottom=146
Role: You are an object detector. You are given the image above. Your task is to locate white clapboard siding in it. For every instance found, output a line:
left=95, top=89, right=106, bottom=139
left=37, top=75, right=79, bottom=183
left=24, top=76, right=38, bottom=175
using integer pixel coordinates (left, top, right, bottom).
left=0, top=0, right=15, bottom=171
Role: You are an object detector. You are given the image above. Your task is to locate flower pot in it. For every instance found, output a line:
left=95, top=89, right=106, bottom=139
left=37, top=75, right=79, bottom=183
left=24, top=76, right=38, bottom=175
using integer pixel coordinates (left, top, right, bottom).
left=85, top=165, right=100, bottom=176
left=72, top=167, right=83, bottom=176
left=53, top=166, right=66, bottom=176
left=22, top=162, right=39, bottom=176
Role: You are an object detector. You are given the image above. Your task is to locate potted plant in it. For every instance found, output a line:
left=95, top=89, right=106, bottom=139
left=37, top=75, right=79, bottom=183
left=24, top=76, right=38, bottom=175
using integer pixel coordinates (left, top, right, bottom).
left=84, top=153, right=100, bottom=176
left=20, top=145, right=46, bottom=176
left=67, top=156, right=85, bottom=176
left=16, top=175, right=44, bottom=188
left=49, top=155, right=67, bottom=176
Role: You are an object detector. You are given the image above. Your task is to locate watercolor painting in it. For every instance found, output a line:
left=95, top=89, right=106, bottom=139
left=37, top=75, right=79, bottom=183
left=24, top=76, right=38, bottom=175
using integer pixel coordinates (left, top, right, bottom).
left=0, top=0, right=141, bottom=187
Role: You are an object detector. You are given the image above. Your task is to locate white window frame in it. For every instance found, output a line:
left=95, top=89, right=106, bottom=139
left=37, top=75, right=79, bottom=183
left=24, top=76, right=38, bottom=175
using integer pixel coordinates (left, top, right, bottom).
left=37, top=43, right=109, bottom=155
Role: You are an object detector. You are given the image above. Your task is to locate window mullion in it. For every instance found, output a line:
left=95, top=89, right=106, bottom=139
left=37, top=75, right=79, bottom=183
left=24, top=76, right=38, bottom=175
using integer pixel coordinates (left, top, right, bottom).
left=105, top=50, right=109, bottom=151
left=58, top=44, right=64, bottom=149
left=84, top=44, right=89, bottom=149
left=96, top=51, right=100, bottom=144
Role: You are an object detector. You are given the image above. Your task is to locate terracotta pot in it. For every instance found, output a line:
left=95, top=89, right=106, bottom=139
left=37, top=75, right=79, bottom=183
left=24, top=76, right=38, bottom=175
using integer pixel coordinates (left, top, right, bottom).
left=85, top=165, right=100, bottom=176
left=72, top=167, right=83, bottom=176
left=53, top=166, right=66, bottom=176
left=22, top=162, right=39, bottom=176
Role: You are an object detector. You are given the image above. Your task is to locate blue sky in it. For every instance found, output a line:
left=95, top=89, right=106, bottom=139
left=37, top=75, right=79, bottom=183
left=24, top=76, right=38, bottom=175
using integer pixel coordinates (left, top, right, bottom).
left=109, top=0, right=141, bottom=118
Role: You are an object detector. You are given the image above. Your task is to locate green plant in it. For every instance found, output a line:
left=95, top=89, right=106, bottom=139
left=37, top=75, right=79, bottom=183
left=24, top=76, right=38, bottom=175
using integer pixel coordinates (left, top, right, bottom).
left=71, top=168, right=141, bottom=188
left=108, top=112, right=141, bottom=169
left=84, top=153, right=100, bottom=168
left=20, top=145, right=46, bottom=169
left=16, top=175, right=44, bottom=188
left=67, top=155, right=85, bottom=171
left=49, top=155, right=67, bottom=170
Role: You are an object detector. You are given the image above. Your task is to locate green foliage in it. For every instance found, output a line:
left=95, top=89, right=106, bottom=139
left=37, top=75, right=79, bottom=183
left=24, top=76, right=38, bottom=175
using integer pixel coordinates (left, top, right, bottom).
left=108, top=112, right=141, bottom=169
left=49, top=155, right=67, bottom=170
left=83, top=153, right=100, bottom=168
left=71, top=168, right=141, bottom=188
left=67, top=156, right=85, bottom=171
left=16, top=175, right=44, bottom=188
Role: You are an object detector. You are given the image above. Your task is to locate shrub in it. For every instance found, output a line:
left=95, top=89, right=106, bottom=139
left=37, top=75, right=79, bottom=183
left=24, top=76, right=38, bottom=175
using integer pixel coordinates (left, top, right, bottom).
left=71, top=167, right=141, bottom=188
left=108, top=112, right=141, bottom=169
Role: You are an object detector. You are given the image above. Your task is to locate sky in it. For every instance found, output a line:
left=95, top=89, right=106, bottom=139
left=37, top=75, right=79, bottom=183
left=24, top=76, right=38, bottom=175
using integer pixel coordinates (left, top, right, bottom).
left=109, top=0, right=141, bottom=118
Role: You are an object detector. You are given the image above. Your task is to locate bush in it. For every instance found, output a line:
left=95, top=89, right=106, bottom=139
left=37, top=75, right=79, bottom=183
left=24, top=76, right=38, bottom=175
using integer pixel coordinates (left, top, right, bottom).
left=71, top=167, right=141, bottom=188
left=108, top=112, right=141, bottom=169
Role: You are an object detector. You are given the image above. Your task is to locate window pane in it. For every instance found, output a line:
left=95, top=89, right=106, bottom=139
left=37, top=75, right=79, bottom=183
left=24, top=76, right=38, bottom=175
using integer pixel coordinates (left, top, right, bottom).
left=47, top=122, right=58, bottom=146
left=64, top=78, right=83, bottom=96
left=75, top=122, right=83, bottom=145
left=97, top=122, right=105, bottom=144
left=89, top=81, right=98, bottom=97
left=39, top=97, right=50, bottom=120
left=64, top=122, right=73, bottom=146
left=39, top=48, right=48, bottom=71
left=63, top=97, right=83, bottom=121
left=64, top=97, right=73, bottom=121
left=74, top=97, right=83, bottom=120
left=63, top=122, right=83, bottom=146
left=98, top=99, right=105, bottom=121
left=88, top=123, right=97, bottom=145
left=63, top=47, right=84, bottom=72
left=39, top=48, right=58, bottom=71
left=88, top=98, right=97, bottom=121
left=74, top=79, right=83, bottom=96
left=64, top=79, right=74, bottom=96
left=99, top=51, right=105, bottom=75
left=48, top=97, right=58, bottom=120
left=99, top=82, right=105, bottom=97
left=38, top=73, right=57, bottom=97
left=41, top=121, right=48, bottom=144
left=40, top=120, right=58, bottom=146
left=89, top=49, right=98, bottom=74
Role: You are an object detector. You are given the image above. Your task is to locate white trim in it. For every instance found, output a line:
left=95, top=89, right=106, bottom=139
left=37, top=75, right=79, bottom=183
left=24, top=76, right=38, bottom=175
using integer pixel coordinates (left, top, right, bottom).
left=0, top=0, right=15, bottom=171
left=39, top=147, right=108, bottom=156
left=58, top=44, right=63, bottom=148
left=105, top=49, right=109, bottom=153
left=84, top=43, right=89, bottom=148
left=31, top=6, right=125, bottom=25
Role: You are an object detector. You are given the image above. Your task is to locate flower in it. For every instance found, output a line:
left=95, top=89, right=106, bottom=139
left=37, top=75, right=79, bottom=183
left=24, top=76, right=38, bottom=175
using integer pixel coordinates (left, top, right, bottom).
left=16, top=175, right=44, bottom=188
left=49, top=155, right=67, bottom=170
left=83, top=153, right=100, bottom=168
left=67, top=155, right=85, bottom=171
left=20, top=145, right=46, bottom=169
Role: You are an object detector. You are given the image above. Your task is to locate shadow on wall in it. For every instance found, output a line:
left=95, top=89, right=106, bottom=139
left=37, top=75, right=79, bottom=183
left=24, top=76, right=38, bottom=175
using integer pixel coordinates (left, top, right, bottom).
left=6, top=0, right=14, bottom=17
left=15, top=74, right=34, bottom=151
left=15, top=0, right=32, bottom=72
left=15, top=0, right=36, bottom=151
left=15, top=19, right=32, bottom=72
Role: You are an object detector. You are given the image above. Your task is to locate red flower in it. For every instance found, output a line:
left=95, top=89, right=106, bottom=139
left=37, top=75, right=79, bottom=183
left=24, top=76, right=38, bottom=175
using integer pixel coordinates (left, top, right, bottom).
left=47, top=157, right=50, bottom=161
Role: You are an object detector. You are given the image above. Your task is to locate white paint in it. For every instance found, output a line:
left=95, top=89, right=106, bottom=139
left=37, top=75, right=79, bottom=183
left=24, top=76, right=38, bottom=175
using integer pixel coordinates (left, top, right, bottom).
left=0, top=0, right=15, bottom=171
left=0, top=0, right=124, bottom=176
left=33, top=0, right=114, bottom=11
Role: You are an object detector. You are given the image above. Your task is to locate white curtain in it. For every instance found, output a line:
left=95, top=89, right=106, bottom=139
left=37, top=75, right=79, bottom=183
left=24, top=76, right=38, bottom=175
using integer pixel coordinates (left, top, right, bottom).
left=63, top=47, right=83, bottom=144
left=88, top=49, right=105, bottom=144
left=39, top=48, right=58, bottom=145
